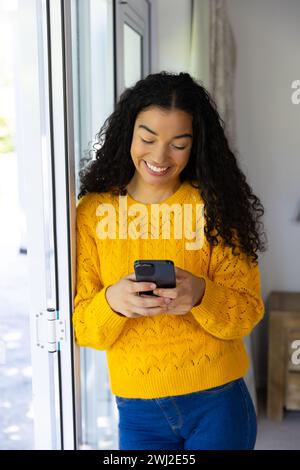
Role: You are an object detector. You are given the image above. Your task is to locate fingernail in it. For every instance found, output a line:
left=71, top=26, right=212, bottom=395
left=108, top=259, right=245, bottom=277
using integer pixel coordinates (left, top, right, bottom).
left=150, top=284, right=156, bottom=289
left=165, top=298, right=171, bottom=304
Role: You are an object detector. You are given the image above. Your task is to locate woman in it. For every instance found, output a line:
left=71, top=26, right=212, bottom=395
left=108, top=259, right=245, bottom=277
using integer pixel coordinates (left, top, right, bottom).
left=73, top=71, right=267, bottom=450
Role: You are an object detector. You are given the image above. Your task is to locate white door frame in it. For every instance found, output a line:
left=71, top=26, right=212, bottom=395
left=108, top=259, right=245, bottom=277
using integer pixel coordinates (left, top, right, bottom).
left=48, top=0, right=80, bottom=450
left=20, top=0, right=79, bottom=449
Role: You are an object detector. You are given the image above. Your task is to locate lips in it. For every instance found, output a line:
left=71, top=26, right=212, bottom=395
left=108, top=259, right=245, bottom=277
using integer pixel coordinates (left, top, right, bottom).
left=143, top=160, right=170, bottom=176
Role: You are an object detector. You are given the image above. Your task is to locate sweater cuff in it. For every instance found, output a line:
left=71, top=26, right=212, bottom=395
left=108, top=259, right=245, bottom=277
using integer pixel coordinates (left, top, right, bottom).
left=191, top=274, right=227, bottom=329
left=98, top=285, right=129, bottom=328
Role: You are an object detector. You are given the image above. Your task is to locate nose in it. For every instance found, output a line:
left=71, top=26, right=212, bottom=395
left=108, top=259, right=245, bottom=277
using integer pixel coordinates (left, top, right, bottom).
left=149, top=148, right=171, bottom=166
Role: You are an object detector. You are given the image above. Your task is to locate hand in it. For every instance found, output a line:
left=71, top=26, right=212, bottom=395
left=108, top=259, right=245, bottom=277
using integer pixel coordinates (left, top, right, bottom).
left=152, top=266, right=206, bottom=316
left=105, top=272, right=171, bottom=318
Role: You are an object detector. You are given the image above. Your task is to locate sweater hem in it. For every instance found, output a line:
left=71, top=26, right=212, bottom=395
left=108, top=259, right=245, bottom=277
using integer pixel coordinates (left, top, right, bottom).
left=108, top=348, right=250, bottom=399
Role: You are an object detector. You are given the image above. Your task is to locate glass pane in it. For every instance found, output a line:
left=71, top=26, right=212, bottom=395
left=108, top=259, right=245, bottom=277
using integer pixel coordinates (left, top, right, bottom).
left=0, top=0, right=61, bottom=449
left=71, top=0, right=117, bottom=450
left=0, top=3, right=34, bottom=446
left=124, top=23, right=142, bottom=88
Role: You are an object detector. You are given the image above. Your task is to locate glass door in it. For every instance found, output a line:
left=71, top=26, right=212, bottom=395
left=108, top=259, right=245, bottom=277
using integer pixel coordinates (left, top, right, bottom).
left=22, top=0, right=153, bottom=450
left=71, top=0, right=117, bottom=450
left=115, top=0, right=151, bottom=97
left=19, top=0, right=77, bottom=449
left=70, top=0, right=153, bottom=449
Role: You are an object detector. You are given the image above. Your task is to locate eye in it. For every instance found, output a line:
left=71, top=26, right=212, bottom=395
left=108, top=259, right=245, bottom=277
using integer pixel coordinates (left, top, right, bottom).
left=141, top=138, right=154, bottom=144
left=172, top=145, right=186, bottom=150
left=141, top=137, right=186, bottom=150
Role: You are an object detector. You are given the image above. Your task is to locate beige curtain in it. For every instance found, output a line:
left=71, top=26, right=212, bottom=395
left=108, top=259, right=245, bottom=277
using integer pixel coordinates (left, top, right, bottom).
left=188, top=0, right=257, bottom=412
left=209, top=0, right=237, bottom=150
left=189, top=0, right=236, bottom=149
left=189, top=0, right=210, bottom=90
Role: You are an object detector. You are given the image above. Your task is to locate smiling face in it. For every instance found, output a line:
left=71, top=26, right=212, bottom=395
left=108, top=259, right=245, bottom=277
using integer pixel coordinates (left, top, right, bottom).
left=129, top=106, right=193, bottom=191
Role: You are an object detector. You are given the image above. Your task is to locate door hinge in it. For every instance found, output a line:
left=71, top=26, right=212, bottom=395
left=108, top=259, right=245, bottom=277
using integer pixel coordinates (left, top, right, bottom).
left=35, top=308, right=66, bottom=353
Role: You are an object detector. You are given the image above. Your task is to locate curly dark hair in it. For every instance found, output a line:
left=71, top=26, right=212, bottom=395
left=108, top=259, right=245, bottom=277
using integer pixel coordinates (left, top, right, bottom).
left=78, top=71, right=267, bottom=264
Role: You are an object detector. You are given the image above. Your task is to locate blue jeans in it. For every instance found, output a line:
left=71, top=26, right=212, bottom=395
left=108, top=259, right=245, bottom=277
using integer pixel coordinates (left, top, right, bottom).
left=115, top=377, right=257, bottom=450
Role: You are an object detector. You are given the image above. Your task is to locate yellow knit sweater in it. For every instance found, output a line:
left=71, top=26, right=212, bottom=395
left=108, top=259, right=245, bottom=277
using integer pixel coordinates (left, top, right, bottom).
left=72, top=180, right=265, bottom=399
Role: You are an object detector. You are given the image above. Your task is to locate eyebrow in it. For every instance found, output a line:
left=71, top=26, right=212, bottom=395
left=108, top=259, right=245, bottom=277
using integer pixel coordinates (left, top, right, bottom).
left=138, top=124, right=193, bottom=139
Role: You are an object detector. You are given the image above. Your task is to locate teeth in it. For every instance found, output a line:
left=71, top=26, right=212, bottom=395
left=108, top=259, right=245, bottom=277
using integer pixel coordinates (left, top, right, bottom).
left=145, top=161, right=168, bottom=173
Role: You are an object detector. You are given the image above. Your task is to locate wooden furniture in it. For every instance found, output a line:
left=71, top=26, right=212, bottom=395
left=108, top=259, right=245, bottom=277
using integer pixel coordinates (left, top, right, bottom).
left=267, top=291, right=300, bottom=421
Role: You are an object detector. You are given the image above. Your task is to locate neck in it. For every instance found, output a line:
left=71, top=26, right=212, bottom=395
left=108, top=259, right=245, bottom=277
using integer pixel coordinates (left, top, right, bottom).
left=125, top=175, right=182, bottom=204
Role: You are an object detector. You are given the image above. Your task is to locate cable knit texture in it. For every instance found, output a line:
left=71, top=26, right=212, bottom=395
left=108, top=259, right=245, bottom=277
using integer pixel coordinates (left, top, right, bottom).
left=72, top=180, right=265, bottom=398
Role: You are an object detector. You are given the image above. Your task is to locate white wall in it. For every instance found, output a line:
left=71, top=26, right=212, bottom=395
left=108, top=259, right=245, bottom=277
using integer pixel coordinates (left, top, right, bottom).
left=227, top=0, right=300, bottom=386
left=155, top=0, right=300, bottom=387
left=156, top=0, right=192, bottom=73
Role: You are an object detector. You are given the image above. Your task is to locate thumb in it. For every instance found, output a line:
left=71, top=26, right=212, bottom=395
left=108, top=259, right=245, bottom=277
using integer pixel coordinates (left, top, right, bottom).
left=124, top=272, right=136, bottom=281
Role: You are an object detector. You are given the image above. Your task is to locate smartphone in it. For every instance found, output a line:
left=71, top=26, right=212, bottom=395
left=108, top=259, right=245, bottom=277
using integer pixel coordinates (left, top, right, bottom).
left=134, top=260, right=176, bottom=296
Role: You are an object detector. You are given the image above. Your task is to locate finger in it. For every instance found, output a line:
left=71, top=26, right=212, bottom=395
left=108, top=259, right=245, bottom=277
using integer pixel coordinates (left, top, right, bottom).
left=131, top=294, right=168, bottom=308
left=124, top=272, right=137, bottom=281
left=129, top=281, right=157, bottom=294
left=174, top=266, right=185, bottom=277
left=132, top=306, right=168, bottom=316
left=153, top=288, right=177, bottom=299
